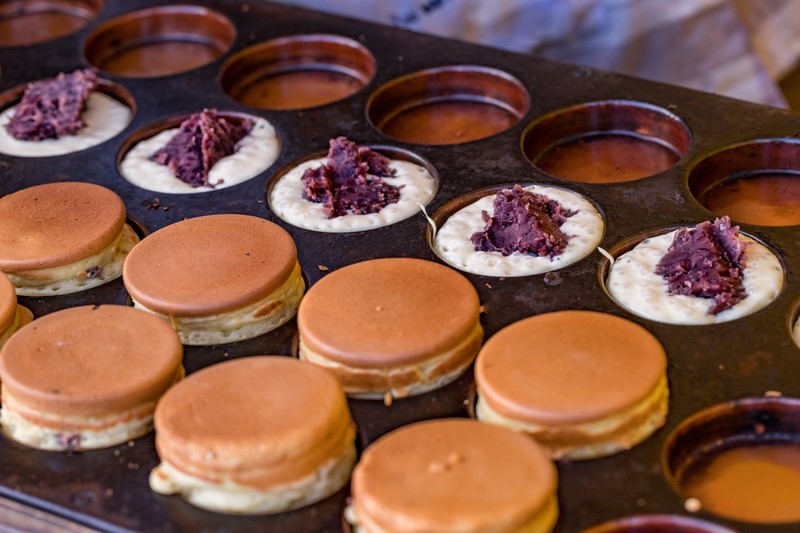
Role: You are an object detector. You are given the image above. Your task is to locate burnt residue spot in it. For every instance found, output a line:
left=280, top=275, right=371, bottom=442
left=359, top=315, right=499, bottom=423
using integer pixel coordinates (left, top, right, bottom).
left=86, top=266, right=103, bottom=279
left=6, top=69, right=97, bottom=141
left=471, top=185, right=575, bottom=257
left=656, top=216, right=747, bottom=315
left=301, top=137, right=401, bottom=218
left=152, top=109, right=252, bottom=187
left=144, top=198, right=161, bottom=210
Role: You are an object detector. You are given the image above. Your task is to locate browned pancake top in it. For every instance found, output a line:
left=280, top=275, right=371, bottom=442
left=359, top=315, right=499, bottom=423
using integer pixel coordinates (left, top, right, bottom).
left=298, top=258, right=480, bottom=367
left=475, top=310, right=666, bottom=424
left=123, top=214, right=297, bottom=316
left=0, top=272, right=17, bottom=333
left=352, top=419, right=556, bottom=532
left=0, top=182, right=127, bottom=270
left=154, top=357, right=354, bottom=488
left=0, top=305, right=182, bottom=417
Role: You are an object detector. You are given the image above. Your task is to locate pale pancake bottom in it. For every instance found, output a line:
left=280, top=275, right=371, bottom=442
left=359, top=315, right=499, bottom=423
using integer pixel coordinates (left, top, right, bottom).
left=3, top=400, right=139, bottom=451
left=0, top=304, right=32, bottom=348
left=299, top=321, right=483, bottom=400
left=8, top=224, right=139, bottom=297
left=0, top=367, right=183, bottom=451
left=150, top=444, right=356, bottom=515
left=133, top=263, right=305, bottom=346
left=476, top=375, right=669, bottom=460
left=345, top=489, right=558, bottom=533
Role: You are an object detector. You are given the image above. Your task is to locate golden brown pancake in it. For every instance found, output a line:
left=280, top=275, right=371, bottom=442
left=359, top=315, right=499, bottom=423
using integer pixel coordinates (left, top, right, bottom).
left=150, top=356, right=356, bottom=514
left=0, top=182, right=138, bottom=295
left=123, top=214, right=303, bottom=345
left=0, top=304, right=183, bottom=450
left=347, top=418, right=558, bottom=532
left=475, top=310, right=668, bottom=460
left=0, top=181, right=125, bottom=269
left=297, top=258, right=482, bottom=399
left=0, top=272, right=31, bottom=347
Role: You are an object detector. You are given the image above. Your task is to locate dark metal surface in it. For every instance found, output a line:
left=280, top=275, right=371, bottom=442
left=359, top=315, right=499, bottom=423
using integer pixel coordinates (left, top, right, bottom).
left=2, top=1, right=800, bottom=532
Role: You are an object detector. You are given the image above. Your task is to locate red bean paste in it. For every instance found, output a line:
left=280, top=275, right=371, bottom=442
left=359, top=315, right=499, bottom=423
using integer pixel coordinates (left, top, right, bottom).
left=471, top=185, right=575, bottom=257
left=655, top=216, right=748, bottom=314
left=6, top=69, right=97, bottom=141
left=301, top=136, right=401, bottom=217
left=152, top=109, right=252, bottom=187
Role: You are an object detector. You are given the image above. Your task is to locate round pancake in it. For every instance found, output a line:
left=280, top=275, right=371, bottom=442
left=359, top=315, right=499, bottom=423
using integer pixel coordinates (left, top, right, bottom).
left=351, top=418, right=556, bottom=532
left=298, top=258, right=480, bottom=367
left=154, top=356, right=354, bottom=489
left=475, top=310, right=666, bottom=425
left=123, top=214, right=297, bottom=317
left=0, top=182, right=126, bottom=271
left=0, top=305, right=183, bottom=417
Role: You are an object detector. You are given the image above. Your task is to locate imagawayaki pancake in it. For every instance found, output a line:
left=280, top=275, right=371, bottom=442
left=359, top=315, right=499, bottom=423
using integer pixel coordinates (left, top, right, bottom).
left=298, top=258, right=482, bottom=400
left=475, top=310, right=668, bottom=460
left=0, top=182, right=139, bottom=296
left=150, top=356, right=357, bottom=514
left=123, top=214, right=304, bottom=345
left=346, top=418, right=558, bottom=532
left=0, top=304, right=183, bottom=451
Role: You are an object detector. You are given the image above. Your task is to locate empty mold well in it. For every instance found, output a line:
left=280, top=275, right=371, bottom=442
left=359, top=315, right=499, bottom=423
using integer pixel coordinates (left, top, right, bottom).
left=220, top=34, right=376, bottom=110
left=522, top=100, right=691, bottom=184
left=367, top=65, right=529, bottom=145
left=82, top=5, right=235, bottom=78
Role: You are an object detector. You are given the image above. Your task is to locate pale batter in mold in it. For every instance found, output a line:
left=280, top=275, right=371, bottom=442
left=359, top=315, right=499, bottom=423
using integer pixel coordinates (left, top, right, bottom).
left=0, top=92, right=131, bottom=157
left=433, top=185, right=604, bottom=277
left=270, top=158, right=436, bottom=232
left=607, top=230, right=783, bottom=325
left=119, top=116, right=279, bottom=194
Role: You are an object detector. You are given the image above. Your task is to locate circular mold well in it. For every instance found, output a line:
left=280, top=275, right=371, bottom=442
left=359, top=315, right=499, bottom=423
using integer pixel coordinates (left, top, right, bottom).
left=522, top=100, right=691, bottom=184
left=599, top=225, right=784, bottom=326
left=220, top=34, right=376, bottom=111
left=663, top=396, right=800, bottom=524
left=0, top=0, right=102, bottom=47
left=581, top=514, right=735, bottom=533
left=427, top=183, right=605, bottom=277
left=367, top=65, right=530, bottom=145
left=266, top=143, right=439, bottom=233
left=82, top=5, right=235, bottom=78
left=116, top=111, right=280, bottom=194
left=688, top=139, right=800, bottom=226
left=0, top=76, right=136, bottom=158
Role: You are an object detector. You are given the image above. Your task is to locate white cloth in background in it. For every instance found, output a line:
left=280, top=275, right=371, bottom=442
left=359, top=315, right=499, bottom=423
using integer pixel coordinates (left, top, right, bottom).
left=277, top=0, right=800, bottom=108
